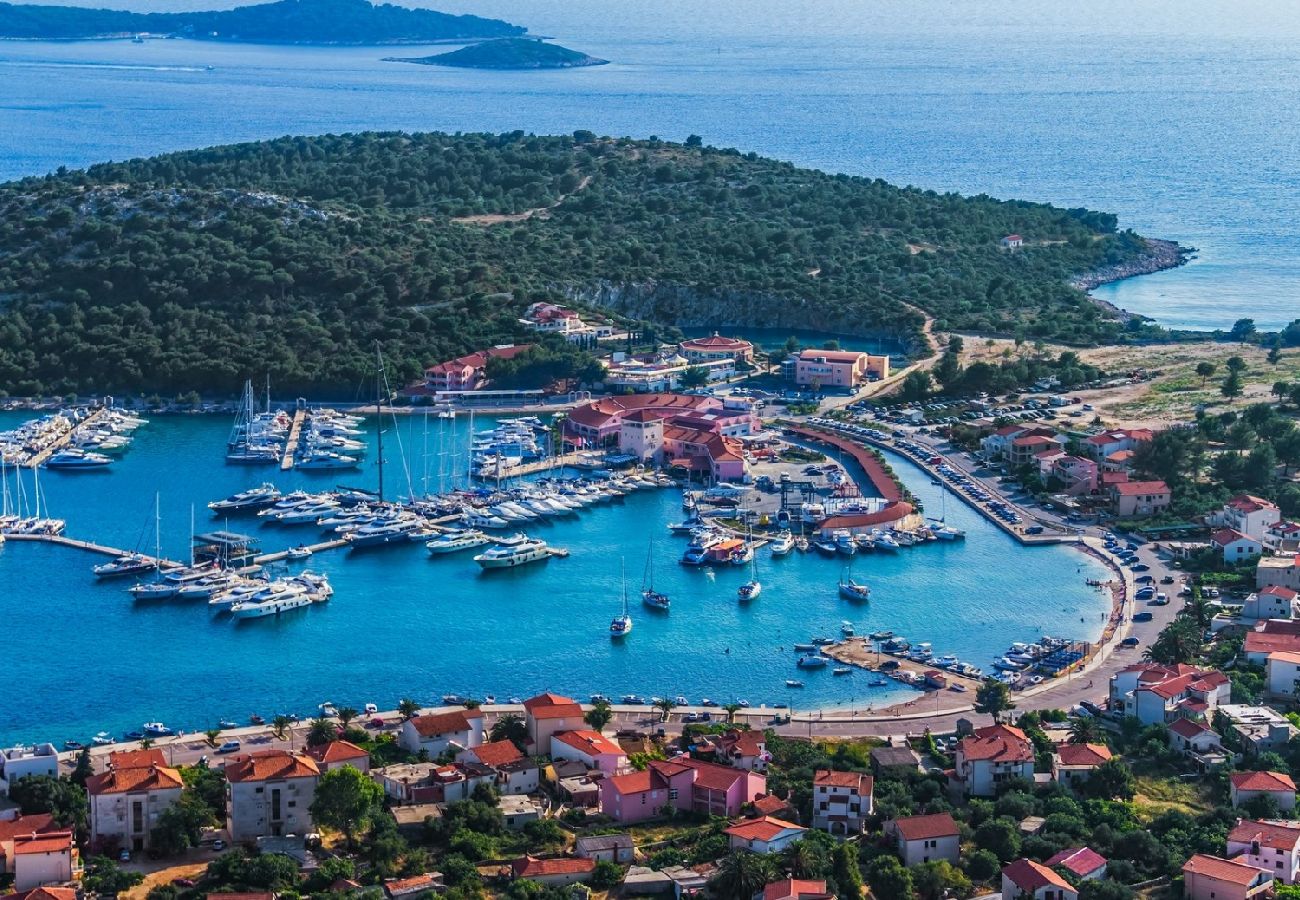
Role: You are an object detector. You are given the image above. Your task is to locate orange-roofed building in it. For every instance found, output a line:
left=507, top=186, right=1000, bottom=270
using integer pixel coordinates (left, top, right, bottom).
left=598, top=756, right=765, bottom=824
left=107, top=748, right=167, bottom=770
left=724, top=817, right=807, bottom=854
left=1108, top=479, right=1171, bottom=517
left=86, top=761, right=184, bottom=854
left=424, top=344, right=532, bottom=393
left=1051, top=743, right=1112, bottom=790
left=793, top=349, right=889, bottom=390
left=10, top=831, right=76, bottom=891
left=1183, top=853, right=1273, bottom=900
left=510, top=856, right=596, bottom=887
left=305, top=740, right=371, bottom=774
left=889, top=813, right=960, bottom=866
left=457, top=741, right=539, bottom=796
left=1230, top=771, right=1297, bottom=812
left=0, top=814, right=58, bottom=877
left=679, top=333, right=755, bottom=364
left=1227, top=819, right=1300, bottom=884
left=1001, top=857, right=1077, bottom=900
left=398, top=709, right=484, bottom=757
left=522, top=692, right=585, bottom=753
left=761, top=879, right=833, bottom=900
left=550, top=730, right=627, bottom=775
left=4, top=888, right=78, bottom=900
left=811, top=769, right=873, bottom=836
left=952, top=724, right=1034, bottom=796
left=224, top=750, right=321, bottom=841
left=716, top=729, right=770, bottom=772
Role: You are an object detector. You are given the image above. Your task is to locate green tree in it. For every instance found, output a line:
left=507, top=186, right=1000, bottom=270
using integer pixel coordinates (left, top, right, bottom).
left=69, top=748, right=93, bottom=788
left=398, top=698, right=421, bottom=720
left=270, top=714, right=292, bottom=739
left=83, top=857, right=144, bottom=895
left=591, top=860, right=623, bottom=890
left=679, top=366, right=711, bottom=389
left=584, top=699, right=614, bottom=732
left=1084, top=758, right=1136, bottom=801
left=1222, top=371, right=1245, bottom=398
left=975, top=679, right=1015, bottom=723
left=865, top=856, right=913, bottom=900
left=204, top=729, right=222, bottom=749
left=8, top=775, right=88, bottom=830
left=913, top=860, right=971, bottom=900
left=310, top=765, right=384, bottom=848
left=900, top=370, right=932, bottom=401
left=1079, top=880, right=1136, bottom=900
left=491, top=713, right=530, bottom=749
left=149, top=794, right=215, bottom=857
left=712, top=851, right=778, bottom=900
left=1227, top=355, right=1248, bottom=373
left=1067, top=717, right=1100, bottom=744
left=653, top=696, right=676, bottom=722
left=963, top=848, right=1001, bottom=883
left=724, top=703, right=742, bottom=724
left=831, top=842, right=863, bottom=898
left=336, top=706, right=359, bottom=727
left=1195, top=361, right=1216, bottom=386
left=974, top=818, right=1021, bottom=862
left=307, top=717, right=337, bottom=747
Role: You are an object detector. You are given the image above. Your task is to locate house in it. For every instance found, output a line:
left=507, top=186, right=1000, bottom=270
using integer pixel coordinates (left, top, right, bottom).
left=1218, top=706, right=1299, bottom=757
left=383, top=763, right=496, bottom=805
left=574, top=833, right=635, bottom=864
left=522, top=693, right=587, bottom=754
left=1267, top=651, right=1300, bottom=701
left=1213, top=529, right=1264, bottom=564
left=1043, top=847, right=1107, bottom=882
left=0, top=815, right=59, bottom=880
left=0, top=746, right=59, bottom=797
left=1244, top=587, right=1300, bottom=625
left=810, top=770, right=873, bottom=836
left=520, top=303, right=605, bottom=342
left=1229, top=771, right=1297, bottom=811
left=398, top=710, right=483, bottom=757
left=793, top=350, right=889, bottom=391
left=224, top=750, right=321, bottom=841
left=510, top=856, right=596, bottom=887
left=599, top=757, right=766, bottom=825
left=890, top=813, right=960, bottom=866
left=1083, top=429, right=1153, bottom=463
left=10, top=831, right=77, bottom=891
left=724, top=817, right=807, bottom=854
left=382, top=873, right=444, bottom=899
left=761, top=879, right=833, bottom=900
left=751, top=794, right=799, bottom=822
left=1000, top=858, right=1077, bottom=900
left=423, top=344, right=532, bottom=393
left=1168, top=718, right=1228, bottom=769
left=1106, top=663, right=1229, bottom=725
left=499, top=795, right=543, bottom=830
left=870, top=744, right=921, bottom=775
left=679, top=333, right=755, bottom=365
left=951, top=724, right=1035, bottom=796
left=1050, top=455, right=1098, bottom=496
left=1109, top=480, right=1171, bottom=518
left=550, top=730, right=627, bottom=774
left=1226, top=819, right=1300, bottom=885
left=1000, top=234, right=1024, bottom=249
left=715, top=730, right=769, bottom=772
left=305, top=741, right=370, bottom=774
left=1183, top=853, right=1273, bottom=900
left=981, top=425, right=1028, bottom=461
left=1215, top=495, right=1283, bottom=543
left=1266, top=521, right=1300, bottom=554
left=85, top=759, right=185, bottom=853
left=1051, top=743, right=1111, bottom=790
left=457, top=741, right=538, bottom=795
left=3, top=889, right=77, bottom=900
left=1009, top=434, right=1063, bottom=469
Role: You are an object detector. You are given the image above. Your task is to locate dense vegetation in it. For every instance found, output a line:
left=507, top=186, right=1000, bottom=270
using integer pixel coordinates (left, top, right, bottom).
left=0, top=131, right=1153, bottom=397
left=0, top=0, right=522, bottom=43
left=391, top=38, right=608, bottom=70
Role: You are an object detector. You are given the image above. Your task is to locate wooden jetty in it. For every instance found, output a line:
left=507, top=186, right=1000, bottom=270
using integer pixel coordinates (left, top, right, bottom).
left=4, top=532, right=185, bottom=568
left=822, top=638, right=984, bottom=692
left=279, top=409, right=307, bottom=471
left=255, top=537, right=349, bottom=565
left=472, top=452, right=582, bottom=481
left=24, top=407, right=110, bottom=468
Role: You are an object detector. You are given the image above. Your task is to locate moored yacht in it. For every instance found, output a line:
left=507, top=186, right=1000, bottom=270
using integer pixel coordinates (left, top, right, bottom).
left=426, top=529, right=491, bottom=555
left=474, top=534, right=552, bottom=569
left=45, top=448, right=112, bottom=469
left=93, top=552, right=155, bottom=579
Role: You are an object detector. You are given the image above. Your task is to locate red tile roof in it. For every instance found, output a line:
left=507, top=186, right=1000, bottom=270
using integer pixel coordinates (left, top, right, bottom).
left=426, top=344, right=532, bottom=376
left=224, top=750, right=320, bottom=783
left=1246, top=632, right=1300, bottom=655
left=553, top=730, right=624, bottom=758
left=603, top=769, right=657, bottom=796
left=1212, top=528, right=1254, bottom=547
left=1262, top=585, right=1300, bottom=599
left=818, top=503, right=915, bottom=531
left=467, top=740, right=524, bottom=767
left=1228, top=494, right=1277, bottom=513
left=109, top=748, right=167, bottom=769
left=86, top=763, right=184, bottom=795
left=523, top=693, right=584, bottom=720
left=1231, top=771, right=1296, bottom=793
left=511, top=856, right=596, bottom=878
left=813, top=769, right=873, bottom=793
left=0, top=814, right=57, bottom=842
left=409, top=709, right=479, bottom=738
left=666, top=757, right=747, bottom=791
left=752, top=795, right=796, bottom=817
left=1183, top=853, right=1270, bottom=885
left=1043, top=847, right=1107, bottom=878
left=958, top=724, right=1034, bottom=763
left=720, top=730, right=765, bottom=758
left=1112, top=480, right=1170, bottom=496
left=724, top=817, right=805, bottom=842
left=12, top=832, right=73, bottom=855
left=7, top=889, right=78, bottom=900
left=893, top=813, right=958, bottom=841
left=681, top=334, right=752, bottom=351
left=1228, top=819, right=1300, bottom=850
left=1169, top=718, right=1215, bottom=739
left=384, top=874, right=441, bottom=896
left=306, top=740, right=369, bottom=765
left=1002, top=858, right=1071, bottom=892
left=762, top=879, right=831, bottom=900
left=1054, top=743, right=1112, bottom=767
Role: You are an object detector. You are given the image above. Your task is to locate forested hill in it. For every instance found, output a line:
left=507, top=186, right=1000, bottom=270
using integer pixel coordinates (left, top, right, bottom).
left=0, top=132, right=1156, bottom=397
left=0, top=0, right=523, bottom=43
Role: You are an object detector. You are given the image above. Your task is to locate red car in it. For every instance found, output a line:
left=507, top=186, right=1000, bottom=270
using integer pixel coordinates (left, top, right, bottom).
left=367, top=717, right=385, bottom=729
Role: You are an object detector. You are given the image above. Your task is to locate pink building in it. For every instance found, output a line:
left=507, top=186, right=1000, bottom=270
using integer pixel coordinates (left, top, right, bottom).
left=550, top=730, right=627, bottom=775
left=1051, top=455, right=1099, bottom=496
left=598, top=757, right=765, bottom=824
left=424, top=344, right=532, bottom=392
left=793, top=349, right=889, bottom=390
left=1109, top=480, right=1171, bottom=517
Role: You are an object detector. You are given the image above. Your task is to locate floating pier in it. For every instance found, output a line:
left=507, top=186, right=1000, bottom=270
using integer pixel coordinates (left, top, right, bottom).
left=472, top=452, right=583, bottom=481
left=3, top=532, right=184, bottom=568
left=23, top=407, right=110, bottom=468
left=279, top=409, right=307, bottom=471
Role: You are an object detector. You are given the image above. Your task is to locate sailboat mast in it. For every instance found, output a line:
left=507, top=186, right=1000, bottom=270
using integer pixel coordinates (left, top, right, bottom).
left=375, top=342, right=385, bottom=503
left=154, top=492, right=161, bottom=572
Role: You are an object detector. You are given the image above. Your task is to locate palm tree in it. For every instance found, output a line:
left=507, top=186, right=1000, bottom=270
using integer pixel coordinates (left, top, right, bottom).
left=398, top=698, right=421, bottom=721
left=139, top=737, right=154, bottom=750
left=712, top=851, right=778, bottom=900
left=584, top=701, right=613, bottom=732
left=307, top=717, right=337, bottom=747
left=336, top=706, right=358, bottom=728
left=780, top=839, right=821, bottom=879
left=463, top=698, right=482, bottom=710
left=723, top=703, right=742, bottom=725
left=271, top=714, right=292, bottom=740
left=654, top=697, right=676, bottom=722
left=1067, top=717, right=1100, bottom=745
left=204, top=729, right=221, bottom=749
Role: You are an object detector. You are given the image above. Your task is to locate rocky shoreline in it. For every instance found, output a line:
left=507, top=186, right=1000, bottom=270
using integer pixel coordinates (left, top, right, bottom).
left=1072, top=238, right=1193, bottom=293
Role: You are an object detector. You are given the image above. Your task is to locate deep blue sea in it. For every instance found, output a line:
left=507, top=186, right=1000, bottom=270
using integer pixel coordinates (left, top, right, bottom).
left=1, top=0, right=1298, bottom=329
left=0, top=412, right=1109, bottom=742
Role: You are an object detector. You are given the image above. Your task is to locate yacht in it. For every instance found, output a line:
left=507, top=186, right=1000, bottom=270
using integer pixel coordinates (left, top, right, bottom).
left=92, top=553, right=155, bottom=579
left=797, top=654, right=830, bottom=668
left=426, top=529, right=491, bottom=555
left=230, top=580, right=312, bottom=619
left=769, top=532, right=795, bottom=556
left=45, top=448, right=112, bottom=469
left=931, top=522, right=966, bottom=541
left=873, top=531, right=901, bottom=552
left=464, top=509, right=509, bottom=530
left=474, top=535, right=552, bottom=569
left=348, top=518, right=421, bottom=548
left=208, top=484, right=281, bottom=513
left=834, top=530, right=857, bottom=555
left=610, top=561, right=633, bottom=638
left=208, top=579, right=267, bottom=612
left=295, top=450, right=358, bottom=470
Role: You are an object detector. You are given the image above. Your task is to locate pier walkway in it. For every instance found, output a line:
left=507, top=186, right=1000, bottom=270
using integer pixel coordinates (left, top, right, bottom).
left=4, top=532, right=184, bottom=568
left=473, top=452, right=583, bottom=480
left=279, top=410, right=306, bottom=471
left=24, top=407, right=110, bottom=468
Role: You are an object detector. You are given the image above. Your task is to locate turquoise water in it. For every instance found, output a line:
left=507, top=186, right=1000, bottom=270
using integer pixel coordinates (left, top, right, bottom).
left=0, top=411, right=1109, bottom=743
left=1, top=0, right=1298, bottom=329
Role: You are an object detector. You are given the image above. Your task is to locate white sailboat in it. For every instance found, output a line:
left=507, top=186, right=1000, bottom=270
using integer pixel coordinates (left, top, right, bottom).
left=838, top=563, right=871, bottom=601
left=610, top=559, right=633, bottom=637
left=738, top=527, right=761, bottom=601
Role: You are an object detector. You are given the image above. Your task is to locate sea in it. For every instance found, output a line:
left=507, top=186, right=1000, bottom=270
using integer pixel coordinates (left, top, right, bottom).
left=0, top=410, right=1110, bottom=743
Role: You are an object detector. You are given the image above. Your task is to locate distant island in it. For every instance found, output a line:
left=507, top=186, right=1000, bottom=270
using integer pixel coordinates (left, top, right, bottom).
left=0, top=0, right=524, bottom=44
left=388, top=37, right=608, bottom=70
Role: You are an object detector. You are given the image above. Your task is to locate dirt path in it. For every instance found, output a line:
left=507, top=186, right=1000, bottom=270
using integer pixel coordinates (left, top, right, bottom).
left=123, top=862, right=208, bottom=900
left=452, top=174, right=593, bottom=226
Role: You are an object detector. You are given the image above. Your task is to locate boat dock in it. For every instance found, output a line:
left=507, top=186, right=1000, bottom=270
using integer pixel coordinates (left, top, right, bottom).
left=821, top=638, right=984, bottom=692
left=279, top=409, right=307, bottom=471
left=23, top=407, right=110, bottom=468
left=254, top=537, right=349, bottom=565
left=3, top=532, right=185, bottom=568
left=473, top=452, right=583, bottom=480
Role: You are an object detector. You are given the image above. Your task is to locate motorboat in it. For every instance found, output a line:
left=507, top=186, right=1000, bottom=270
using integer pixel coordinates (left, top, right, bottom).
left=785, top=679, right=804, bottom=688
left=93, top=553, right=155, bottom=579
left=287, top=545, right=313, bottom=560
left=841, top=621, right=855, bottom=636
left=348, top=518, right=421, bottom=548
left=230, top=580, right=312, bottom=618
left=869, top=630, right=894, bottom=640
left=142, top=722, right=172, bottom=737
left=45, top=448, right=112, bottom=469
left=792, top=643, right=815, bottom=651
left=869, top=677, right=888, bottom=687
left=797, top=654, right=830, bottom=668
left=209, top=484, right=281, bottom=512
left=426, top=529, right=491, bottom=555
left=474, top=535, right=552, bottom=569
left=91, top=731, right=113, bottom=746
left=833, top=667, right=853, bottom=676
left=464, top=509, right=509, bottom=530
left=295, top=450, right=358, bottom=470
left=769, top=532, right=795, bottom=556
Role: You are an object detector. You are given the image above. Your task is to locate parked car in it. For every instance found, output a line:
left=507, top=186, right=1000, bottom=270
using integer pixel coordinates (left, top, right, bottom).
left=1120, top=637, right=1141, bottom=647
left=1133, top=612, right=1154, bottom=622
left=217, top=739, right=241, bottom=754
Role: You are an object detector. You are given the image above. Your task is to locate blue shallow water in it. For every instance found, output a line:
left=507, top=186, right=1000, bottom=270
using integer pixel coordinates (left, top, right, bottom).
left=1, top=0, right=1298, bottom=329
left=0, top=412, right=1109, bottom=743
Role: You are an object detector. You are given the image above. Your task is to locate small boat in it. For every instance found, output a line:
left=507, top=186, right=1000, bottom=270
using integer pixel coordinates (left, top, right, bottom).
left=249, top=714, right=265, bottom=725
left=785, top=679, right=805, bottom=688
left=869, top=677, right=888, bottom=686
left=641, top=537, right=669, bottom=610
left=287, top=545, right=313, bottom=560
left=91, top=731, right=113, bottom=746
left=797, top=654, right=830, bottom=668
left=949, top=683, right=968, bottom=692
left=839, top=575, right=870, bottom=601
left=621, top=694, right=644, bottom=705
left=610, top=560, right=633, bottom=638
left=833, top=667, right=852, bottom=675
left=869, top=630, right=894, bottom=640
left=792, top=642, right=816, bottom=652
left=426, top=528, right=491, bottom=555
left=63, top=739, right=84, bottom=751
left=218, top=719, right=238, bottom=729
left=769, top=531, right=795, bottom=556
left=841, top=620, right=855, bottom=636
left=442, top=693, right=463, bottom=705
left=142, top=722, right=172, bottom=737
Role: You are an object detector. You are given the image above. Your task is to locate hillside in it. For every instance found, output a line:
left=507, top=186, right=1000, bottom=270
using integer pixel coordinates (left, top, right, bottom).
left=390, top=38, right=608, bottom=70
left=0, top=0, right=523, bottom=44
left=0, top=132, right=1161, bottom=397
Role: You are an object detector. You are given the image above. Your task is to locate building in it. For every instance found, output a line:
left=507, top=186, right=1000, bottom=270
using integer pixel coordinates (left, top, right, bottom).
left=761, top=879, right=833, bottom=900
left=4, top=889, right=77, bottom=900
left=604, top=353, right=735, bottom=393
left=519, top=303, right=611, bottom=342
left=423, top=344, right=532, bottom=393
left=1213, top=528, right=1264, bottom=564
left=499, top=795, right=543, bottom=830
left=792, top=350, right=890, bottom=391
left=85, top=759, right=184, bottom=853
left=714, top=730, right=769, bottom=772
left=1050, top=455, right=1098, bottom=496
left=0, top=746, right=59, bottom=797
left=574, top=833, right=635, bottom=864
left=1258, top=555, right=1300, bottom=592
left=398, top=710, right=483, bottom=757
left=1266, top=521, right=1300, bottom=554
left=1168, top=718, right=1228, bottom=769
left=890, top=813, right=960, bottom=867
left=1214, top=495, right=1283, bottom=542
left=1043, top=848, right=1107, bottom=882
left=0, top=815, right=59, bottom=880
left=598, top=757, right=765, bottom=825
left=305, top=741, right=371, bottom=775
left=457, top=741, right=538, bottom=795
left=383, top=874, right=444, bottom=899
left=810, top=770, right=873, bottom=836
left=1051, top=743, right=1112, bottom=790
left=522, top=693, right=586, bottom=755
left=1219, top=706, right=1299, bottom=757
left=870, top=745, right=921, bottom=776
left=510, top=856, right=596, bottom=887
left=1109, top=480, right=1171, bottom=518
left=1009, top=434, right=1064, bottom=469
left=1182, top=853, right=1273, bottom=900
left=1226, top=819, right=1300, bottom=885
left=1000, top=234, right=1024, bottom=249
left=1229, top=771, right=1297, bottom=811
left=1000, top=858, right=1077, bottom=900
left=679, top=333, right=755, bottom=365
left=550, top=731, right=627, bottom=775
left=1106, top=663, right=1229, bottom=725
left=951, top=724, right=1035, bottom=796
left=1083, top=429, right=1153, bottom=463
left=1244, top=587, right=1300, bottom=625
left=1268, top=651, right=1300, bottom=701
left=9, top=832, right=77, bottom=892
left=224, top=750, right=321, bottom=841
left=724, top=817, right=807, bottom=854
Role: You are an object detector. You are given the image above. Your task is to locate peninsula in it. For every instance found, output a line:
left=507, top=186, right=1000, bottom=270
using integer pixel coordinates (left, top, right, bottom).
left=388, top=37, right=609, bottom=70
left=0, top=0, right=524, bottom=44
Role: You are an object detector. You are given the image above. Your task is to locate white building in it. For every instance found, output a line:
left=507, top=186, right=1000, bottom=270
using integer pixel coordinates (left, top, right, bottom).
left=951, top=725, right=1034, bottom=796
left=86, top=761, right=184, bottom=853
left=1244, top=587, right=1300, bottom=623
left=1214, top=495, right=1283, bottom=542
left=1219, top=706, right=1300, bottom=757
left=1227, top=819, right=1300, bottom=885
left=10, top=832, right=77, bottom=891
left=1213, top=528, right=1264, bottom=564
left=0, top=746, right=59, bottom=797
left=1000, top=858, right=1078, bottom=900
left=224, top=750, right=321, bottom=841
left=724, top=817, right=807, bottom=854
left=1230, top=771, right=1297, bottom=812
left=891, top=813, right=960, bottom=867
left=398, top=710, right=483, bottom=757
left=1268, top=651, right=1300, bottom=702
left=1258, top=555, right=1300, bottom=592
left=810, top=769, right=873, bottom=836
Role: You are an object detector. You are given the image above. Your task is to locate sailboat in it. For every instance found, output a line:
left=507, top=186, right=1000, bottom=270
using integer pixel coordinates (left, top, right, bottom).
left=738, top=527, right=761, bottom=601
left=129, top=493, right=178, bottom=600
left=641, top=537, right=670, bottom=610
left=838, top=564, right=871, bottom=601
left=610, top=559, right=633, bottom=637
left=929, top=488, right=966, bottom=540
